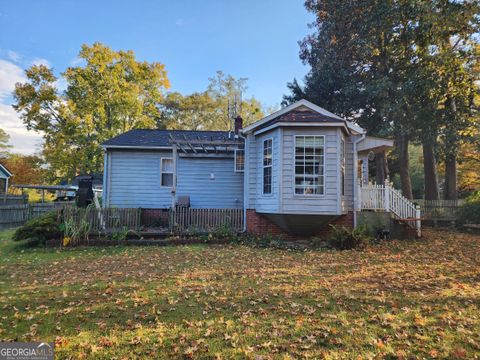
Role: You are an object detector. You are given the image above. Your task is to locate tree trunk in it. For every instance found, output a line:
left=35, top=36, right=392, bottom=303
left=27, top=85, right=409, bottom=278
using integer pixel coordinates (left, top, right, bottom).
left=396, top=133, right=413, bottom=199
left=444, top=97, right=458, bottom=200
left=422, top=141, right=439, bottom=200
left=375, top=151, right=386, bottom=185
left=444, top=154, right=458, bottom=200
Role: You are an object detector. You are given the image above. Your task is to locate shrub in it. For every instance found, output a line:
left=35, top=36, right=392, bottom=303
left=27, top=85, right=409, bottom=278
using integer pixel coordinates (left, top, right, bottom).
left=327, top=224, right=372, bottom=250
left=13, top=212, right=63, bottom=247
left=457, top=200, right=480, bottom=226
left=211, top=223, right=237, bottom=242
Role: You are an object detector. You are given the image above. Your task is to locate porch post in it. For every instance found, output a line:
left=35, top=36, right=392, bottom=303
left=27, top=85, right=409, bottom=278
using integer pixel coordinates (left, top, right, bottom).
left=416, top=205, right=421, bottom=237
left=385, top=184, right=390, bottom=212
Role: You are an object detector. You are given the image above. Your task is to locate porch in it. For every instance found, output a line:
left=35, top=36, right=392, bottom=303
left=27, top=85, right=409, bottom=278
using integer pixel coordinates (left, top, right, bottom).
left=358, top=183, right=421, bottom=237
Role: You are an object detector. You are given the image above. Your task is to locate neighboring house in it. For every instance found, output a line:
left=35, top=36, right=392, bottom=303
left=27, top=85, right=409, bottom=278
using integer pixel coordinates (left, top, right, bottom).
left=102, top=99, right=416, bottom=237
left=0, top=163, right=12, bottom=194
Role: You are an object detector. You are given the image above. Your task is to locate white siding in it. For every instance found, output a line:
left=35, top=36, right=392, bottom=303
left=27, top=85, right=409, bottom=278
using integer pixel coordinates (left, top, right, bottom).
left=176, top=157, right=243, bottom=209
left=281, top=127, right=340, bottom=214
left=107, top=150, right=173, bottom=208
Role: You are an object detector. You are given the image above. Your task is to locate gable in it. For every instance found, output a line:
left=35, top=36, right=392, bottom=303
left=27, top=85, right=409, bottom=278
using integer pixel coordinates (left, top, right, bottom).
left=0, top=164, right=12, bottom=178
left=242, top=99, right=363, bottom=135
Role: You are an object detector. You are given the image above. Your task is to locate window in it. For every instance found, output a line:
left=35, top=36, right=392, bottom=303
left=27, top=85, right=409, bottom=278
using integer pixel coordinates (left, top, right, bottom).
left=341, top=138, right=345, bottom=196
left=294, top=135, right=324, bottom=195
left=234, top=149, right=245, bottom=172
left=263, top=139, right=273, bottom=194
left=161, top=158, right=173, bottom=187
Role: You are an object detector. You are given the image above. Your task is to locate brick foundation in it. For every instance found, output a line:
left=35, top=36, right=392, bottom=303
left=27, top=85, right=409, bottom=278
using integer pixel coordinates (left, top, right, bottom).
left=246, top=209, right=354, bottom=240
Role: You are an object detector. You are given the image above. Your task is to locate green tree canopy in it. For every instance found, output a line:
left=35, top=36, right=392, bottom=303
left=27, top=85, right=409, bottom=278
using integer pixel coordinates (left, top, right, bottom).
left=13, top=43, right=170, bottom=180
left=160, top=71, right=266, bottom=131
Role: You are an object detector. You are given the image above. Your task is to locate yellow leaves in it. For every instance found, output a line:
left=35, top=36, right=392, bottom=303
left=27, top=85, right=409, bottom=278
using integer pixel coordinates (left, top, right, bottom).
left=62, top=237, right=71, bottom=247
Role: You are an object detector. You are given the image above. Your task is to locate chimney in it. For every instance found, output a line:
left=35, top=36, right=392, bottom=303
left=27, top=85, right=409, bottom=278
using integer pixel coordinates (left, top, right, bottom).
left=234, top=116, right=243, bottom=135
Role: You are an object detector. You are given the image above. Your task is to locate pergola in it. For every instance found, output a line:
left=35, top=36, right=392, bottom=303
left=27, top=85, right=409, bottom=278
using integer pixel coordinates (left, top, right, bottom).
left=168, top=133, right=243, bottom=157
left=167, top=133, right=244, bottom=208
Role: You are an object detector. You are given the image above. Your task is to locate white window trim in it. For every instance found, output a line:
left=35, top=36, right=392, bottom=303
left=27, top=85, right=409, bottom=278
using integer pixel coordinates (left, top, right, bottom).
left=160, top=157, right=173, bottom=187
left=234, top=148, right=245, bottom=173
left=293, top=135, right=326, bottom=197
left=262, top=138, right=273, bottom=195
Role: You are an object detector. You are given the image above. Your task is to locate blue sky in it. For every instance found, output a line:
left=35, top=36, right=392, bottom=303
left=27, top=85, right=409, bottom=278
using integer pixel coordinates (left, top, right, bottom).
left=0, top=0, right=314, bottom=154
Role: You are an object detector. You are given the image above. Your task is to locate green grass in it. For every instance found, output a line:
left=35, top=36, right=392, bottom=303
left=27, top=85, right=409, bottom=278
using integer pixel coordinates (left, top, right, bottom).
left=0, top=228, right=479, bottom=359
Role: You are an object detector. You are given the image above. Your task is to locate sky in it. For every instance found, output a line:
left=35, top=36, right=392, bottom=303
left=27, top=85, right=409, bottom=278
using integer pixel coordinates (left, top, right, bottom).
left=0, top=0, right=314, bottom=155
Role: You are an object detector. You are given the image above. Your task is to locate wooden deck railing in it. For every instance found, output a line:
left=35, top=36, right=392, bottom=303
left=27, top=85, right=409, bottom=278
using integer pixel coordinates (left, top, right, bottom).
left=359, top=183, right=421, bottom=237
left=170, top=207, right=244, bottom=233
left=62, top=207, right=141, bottom=233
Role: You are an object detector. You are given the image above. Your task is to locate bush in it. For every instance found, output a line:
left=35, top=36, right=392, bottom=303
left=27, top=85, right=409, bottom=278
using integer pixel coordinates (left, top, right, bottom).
left=211, top=223, right=237, bottom=242
left=13, top=212, right=63, bottom=247
left=327, top=224, right=372, bottom=250
left=457, top=200, right=480, bottom=226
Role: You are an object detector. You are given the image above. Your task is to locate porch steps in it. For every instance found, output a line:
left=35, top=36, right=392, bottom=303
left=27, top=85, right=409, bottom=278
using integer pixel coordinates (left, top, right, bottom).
left=359, top=183, right=421, bottom=237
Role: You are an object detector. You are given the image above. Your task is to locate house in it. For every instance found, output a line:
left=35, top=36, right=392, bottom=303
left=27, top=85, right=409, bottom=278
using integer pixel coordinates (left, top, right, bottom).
left=0, top=163, right=12, bottom=194
left=102, top=99, right=419, bottom=237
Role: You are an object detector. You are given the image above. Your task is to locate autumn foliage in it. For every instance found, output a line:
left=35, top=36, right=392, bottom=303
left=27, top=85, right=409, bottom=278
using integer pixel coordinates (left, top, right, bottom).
left=0, top=229, right=479, bottom=358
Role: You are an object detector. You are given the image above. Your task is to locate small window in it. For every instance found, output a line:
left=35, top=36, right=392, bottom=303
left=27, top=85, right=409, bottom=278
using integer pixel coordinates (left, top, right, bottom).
left=234, top=149, right=245, bottom=172
left=161, top=158, right=173, bottom=187
left=263, top=139, right=273, bottom=194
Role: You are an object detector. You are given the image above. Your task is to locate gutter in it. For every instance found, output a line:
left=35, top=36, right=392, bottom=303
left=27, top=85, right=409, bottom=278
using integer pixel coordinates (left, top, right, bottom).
left=352, top=132, right=366, bottom=228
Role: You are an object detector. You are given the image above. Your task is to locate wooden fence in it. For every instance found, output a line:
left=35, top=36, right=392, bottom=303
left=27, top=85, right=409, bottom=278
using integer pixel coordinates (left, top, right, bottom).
left=170, top=207, right=244, bottom=233
left=415, top=199, right=465, bottom=222
left=62, top=207, right=141, bottom=233
left=0, top=202, right=74, bottom=229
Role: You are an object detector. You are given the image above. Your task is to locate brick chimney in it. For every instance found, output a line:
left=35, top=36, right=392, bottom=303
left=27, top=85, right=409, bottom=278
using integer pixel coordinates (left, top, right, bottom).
left=234, top=116, right=243, bottom=134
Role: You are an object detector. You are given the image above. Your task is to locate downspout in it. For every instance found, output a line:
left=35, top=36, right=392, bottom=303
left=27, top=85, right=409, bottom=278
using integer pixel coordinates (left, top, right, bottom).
left=352, top=132, right=366, bottom=228
left=238, top=130, right=248, bottom=233
left=102, top=148, right=108, bottom=208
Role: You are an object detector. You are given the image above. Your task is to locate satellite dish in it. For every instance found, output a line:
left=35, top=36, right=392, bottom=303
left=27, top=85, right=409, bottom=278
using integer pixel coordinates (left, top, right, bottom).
left=367, top=151, right=375, bottom=161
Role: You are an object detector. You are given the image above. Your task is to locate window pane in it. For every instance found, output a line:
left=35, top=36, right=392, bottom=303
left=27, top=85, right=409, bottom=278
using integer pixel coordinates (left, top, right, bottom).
left=161, top=173, right=173, bottom=187
left=235, top=150, right=245, bottom=171
left=294, top=136, right=325, bottom=195
left=162, top=159, right=173, bottom=172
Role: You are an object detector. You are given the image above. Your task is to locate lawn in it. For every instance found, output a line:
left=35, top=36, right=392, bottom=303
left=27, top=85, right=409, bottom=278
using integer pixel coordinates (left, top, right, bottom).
left=0, top=229, right=479, bottom=359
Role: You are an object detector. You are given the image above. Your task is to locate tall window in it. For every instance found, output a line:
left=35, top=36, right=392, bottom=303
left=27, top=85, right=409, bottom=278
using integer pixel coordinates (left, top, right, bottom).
left=295, top=135, right=324, bottom=195
left=234, top=149, right=245, bottom=172
left=161, top=158, right=173, bottom=187
left=263, top=139, right=273, bottom=194
left=341, top=138, right=345, bottom=196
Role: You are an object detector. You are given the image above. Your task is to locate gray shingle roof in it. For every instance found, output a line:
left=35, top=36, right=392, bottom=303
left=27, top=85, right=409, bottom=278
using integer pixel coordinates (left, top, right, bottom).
left=102, top=129, right=235, bottom=148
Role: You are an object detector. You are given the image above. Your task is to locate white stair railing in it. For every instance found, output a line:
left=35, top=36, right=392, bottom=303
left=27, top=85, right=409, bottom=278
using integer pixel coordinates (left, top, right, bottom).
left=359, top=183, right=421, bottom=237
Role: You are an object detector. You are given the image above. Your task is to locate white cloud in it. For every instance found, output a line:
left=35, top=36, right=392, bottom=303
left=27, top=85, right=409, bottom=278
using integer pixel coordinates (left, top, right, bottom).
left=0, top=58, right=43, bottom=155
left=70, top=57, right=84, bottom=66
left=175, top=19, right=185, bottom=26
left=7, top=50, right=21, bottom=63
left=31, top=57, right=51, bottom=67
left=0, top=59, right=26, bottom=101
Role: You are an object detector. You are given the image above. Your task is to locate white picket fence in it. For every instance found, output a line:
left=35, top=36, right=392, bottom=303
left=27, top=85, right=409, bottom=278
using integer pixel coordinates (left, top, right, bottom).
left=359, top=183, right=421, bottom=237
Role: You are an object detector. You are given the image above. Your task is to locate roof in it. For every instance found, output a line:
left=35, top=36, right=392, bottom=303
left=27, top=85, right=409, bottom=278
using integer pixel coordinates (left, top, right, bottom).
left=242, top=99, right=365, bottom=135
left=102, top=129, right=236, bottom=149
left=357, top=136, right=394, bottom=153
left=0, top=163, right=12, bottom=178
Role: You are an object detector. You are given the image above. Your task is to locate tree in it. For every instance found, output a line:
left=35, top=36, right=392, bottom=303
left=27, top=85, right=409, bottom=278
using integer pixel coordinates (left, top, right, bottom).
left=285, top=0, right=479, bottom=199
left=13, top=43, right=170, bottom=181
left=160, top=71, right=265, bottom=131
left=2, top=154, right=46, bottom=185
left=0, top=128, right=11, bottom=158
